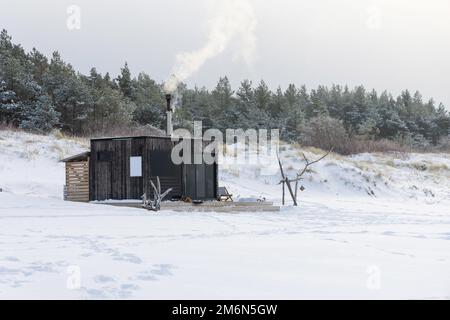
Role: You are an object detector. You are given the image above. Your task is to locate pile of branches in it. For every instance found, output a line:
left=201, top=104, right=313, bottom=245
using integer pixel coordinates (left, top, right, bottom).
left=142, top=176, right=173, bottom=211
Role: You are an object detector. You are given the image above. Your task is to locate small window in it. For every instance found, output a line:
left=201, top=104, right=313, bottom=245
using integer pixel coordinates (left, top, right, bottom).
left=97, top=151, right=112, bottom=162
left=130, top=156, right=142, bottom=177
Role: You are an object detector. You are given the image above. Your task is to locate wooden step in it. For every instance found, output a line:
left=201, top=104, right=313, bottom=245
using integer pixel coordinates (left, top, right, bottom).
left=98, top=200, right=280, bottom=212
left=164, top=204, right=280, bottom=213
left=161, top=201, right=274, bottom=208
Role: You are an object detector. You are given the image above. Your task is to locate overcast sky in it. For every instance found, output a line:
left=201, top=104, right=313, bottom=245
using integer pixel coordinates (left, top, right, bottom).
left=1, top=0, right=449, bottom=107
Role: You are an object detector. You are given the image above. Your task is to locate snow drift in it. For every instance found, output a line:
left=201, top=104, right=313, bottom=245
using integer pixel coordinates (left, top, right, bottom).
left=0, top=129, right=449, bottom=299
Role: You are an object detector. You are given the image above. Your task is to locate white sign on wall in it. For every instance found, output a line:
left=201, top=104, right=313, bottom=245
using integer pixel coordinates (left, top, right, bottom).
left=130, top=156, right=142, bottom=177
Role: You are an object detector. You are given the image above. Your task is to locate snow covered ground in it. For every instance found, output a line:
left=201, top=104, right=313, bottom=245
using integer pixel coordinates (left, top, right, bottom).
left=0, top=130, right=449, bottom=299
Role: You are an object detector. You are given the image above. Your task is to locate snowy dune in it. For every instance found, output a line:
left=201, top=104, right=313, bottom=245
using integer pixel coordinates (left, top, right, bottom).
left=0, top=130, right=88, bottom=199
left=0, top=130, right=449, bottom=299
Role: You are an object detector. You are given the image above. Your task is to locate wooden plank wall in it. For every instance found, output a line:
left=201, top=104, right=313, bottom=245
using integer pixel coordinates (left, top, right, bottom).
left=65, top=160, right=89, bottom=202
left=90, top=137, right=183, bottom=201
left=89, top=136, right=218, bottom=201
left=90, top=139, right=113, bottom=201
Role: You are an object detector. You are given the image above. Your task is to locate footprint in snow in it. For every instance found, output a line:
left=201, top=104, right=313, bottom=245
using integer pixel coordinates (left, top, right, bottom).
left=135, top=273, right=157, bottom=281
left=322, top=238, right=349, bottom=243
left=133, top=264, right=176, bottom=282
left=121, top=283, right=139, bottom=291
left=81, top=283, right=140, bottom=299
left=3, top=256, right=20, bottom=262
left=26, top=262, right=57, bottom=273
left=150, top=264, right=174, bottom=276
left=0, top=266, right=23, bottom=275
left=389, top=251, right=415, bottom=258
left=94, top=275, right=115, bottom=283
left=112, top=253, right=142, bottom=264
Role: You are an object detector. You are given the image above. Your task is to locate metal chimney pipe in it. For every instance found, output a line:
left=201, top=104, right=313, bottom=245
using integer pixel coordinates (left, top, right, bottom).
left=165, top=94, right=172, bottom=112
left=165, top=94, right=173, bottom=136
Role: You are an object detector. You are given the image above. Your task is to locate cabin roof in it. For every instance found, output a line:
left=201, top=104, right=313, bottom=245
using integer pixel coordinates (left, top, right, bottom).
left=90, top=135, right=206, bottom=141
left=60, top=151, right=90, bottom=163
left=62, top=135, right=209, bottom=162
left=90, top=135, right=170, bottom=141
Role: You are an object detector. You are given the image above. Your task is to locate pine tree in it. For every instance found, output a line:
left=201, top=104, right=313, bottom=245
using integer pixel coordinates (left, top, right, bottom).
left=0, top=29, right=13, bottom=53
left=278, top=84, right=305, bottom=140
left=235, top=79, right=270, bottom=129
left=254, top=80, right=271, bottom=113
left=358, top=89, right=380, bottom=138
left=211, top=77, right=234, bottom=130
left=343, top=86, right=367, bottom=134
left=376, top=92, right=407, bottom=139
left=429, top=103, right=450, bottom=144
left=236, top=79, right=255, bottom=124
left=328, top=85, right=344, bottom=119
left=43, top=52, right=92, bottom=133
left=117, top=62, right=133, bottom=98
left=20, top=94, right=60, bottom=132
left=131, top=72, right=165, bottom=127
left=0, top=80, right=18, bottom=124
left=307, top=86, right=329, bottom=118
left=178, top=86, right=213, bottom=130
left=268, top=87, right=285, bottom=119
left=28, top=48, right=48, bottom=85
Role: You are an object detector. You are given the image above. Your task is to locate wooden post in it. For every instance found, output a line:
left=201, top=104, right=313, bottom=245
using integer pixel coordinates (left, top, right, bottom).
left=284, top=178, right=297, bottom=206
left=282, top=181, right=285, bottom=205
left=277, top=151, right=298, bottom=206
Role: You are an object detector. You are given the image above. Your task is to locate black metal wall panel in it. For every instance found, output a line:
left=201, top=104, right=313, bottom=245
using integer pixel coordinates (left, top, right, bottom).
left=182, top=162, right=216, bottom=200
left=205, top=163, right=215, bottom=199
left=184, top=164, right=196, bottom=199
left=195, top=163, right=206, bottom=199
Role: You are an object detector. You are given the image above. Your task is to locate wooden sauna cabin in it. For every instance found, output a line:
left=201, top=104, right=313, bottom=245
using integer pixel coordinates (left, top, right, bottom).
left=61, top=136, right=219, bottom=203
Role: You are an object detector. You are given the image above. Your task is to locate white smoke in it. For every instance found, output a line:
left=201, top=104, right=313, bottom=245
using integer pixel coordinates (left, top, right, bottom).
left=164, top=0, right=257, bottom=94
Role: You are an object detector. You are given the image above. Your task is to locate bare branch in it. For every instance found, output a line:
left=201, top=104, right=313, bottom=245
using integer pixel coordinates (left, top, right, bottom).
left=290, top=148, right=333, bottom=183
left=277, top=147, right=333, bottom=206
